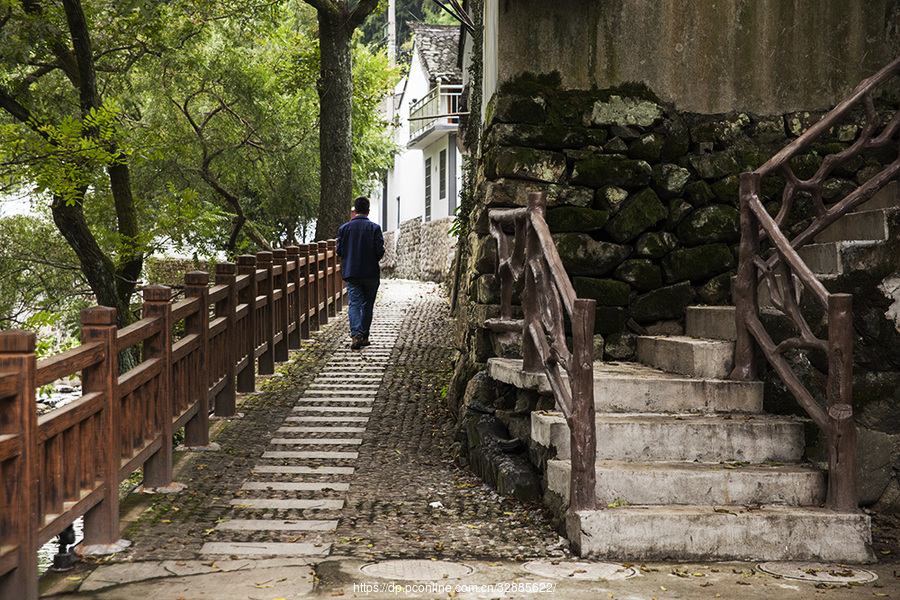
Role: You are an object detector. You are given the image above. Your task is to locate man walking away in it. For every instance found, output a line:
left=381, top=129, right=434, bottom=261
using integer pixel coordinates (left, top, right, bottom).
left=337, top=196, right=385, bottom=349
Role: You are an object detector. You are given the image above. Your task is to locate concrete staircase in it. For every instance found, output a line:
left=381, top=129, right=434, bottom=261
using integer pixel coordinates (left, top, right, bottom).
left=485, top=184, right=900, bottom=562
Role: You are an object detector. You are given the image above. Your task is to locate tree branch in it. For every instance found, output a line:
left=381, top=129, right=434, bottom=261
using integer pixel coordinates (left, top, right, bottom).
left=349, top=0, right=380, bottom=29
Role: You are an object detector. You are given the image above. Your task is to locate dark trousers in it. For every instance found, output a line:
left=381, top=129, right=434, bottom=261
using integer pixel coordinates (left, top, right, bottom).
left=345, top=277, right=379, bottom=338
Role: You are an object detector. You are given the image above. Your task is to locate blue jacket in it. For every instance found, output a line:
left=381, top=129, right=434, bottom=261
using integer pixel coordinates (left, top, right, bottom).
left=337, top=215, right=385, bottom=280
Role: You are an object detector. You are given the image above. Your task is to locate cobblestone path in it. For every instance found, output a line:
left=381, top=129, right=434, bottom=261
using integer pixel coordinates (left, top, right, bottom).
left=118, top=280, right=564, bottom=563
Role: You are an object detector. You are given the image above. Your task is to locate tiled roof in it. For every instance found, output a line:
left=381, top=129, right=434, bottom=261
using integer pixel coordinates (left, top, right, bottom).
left=410, top=22, right=461, bottom=84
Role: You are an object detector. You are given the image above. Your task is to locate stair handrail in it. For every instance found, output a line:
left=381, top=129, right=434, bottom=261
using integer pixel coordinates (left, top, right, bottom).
left=732, top=55, right=900, bottom=511
left=485, top=191, right=598, bottom=512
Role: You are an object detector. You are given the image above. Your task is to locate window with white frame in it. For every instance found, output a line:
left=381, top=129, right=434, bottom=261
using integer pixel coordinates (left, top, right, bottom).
left=424, top=157, right=432, bottom=222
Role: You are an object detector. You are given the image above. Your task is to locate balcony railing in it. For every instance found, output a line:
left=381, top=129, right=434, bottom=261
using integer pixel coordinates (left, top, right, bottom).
left=409, top=83, right=463, bottom=140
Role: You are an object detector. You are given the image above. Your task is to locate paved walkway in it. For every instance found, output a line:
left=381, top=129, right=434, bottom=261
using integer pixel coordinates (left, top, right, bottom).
left=41, top=280, right=900, bottom=599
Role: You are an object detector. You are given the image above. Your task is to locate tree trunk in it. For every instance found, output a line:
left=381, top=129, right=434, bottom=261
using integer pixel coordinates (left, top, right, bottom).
left=50, top=194, right=130, bottom=326
left=314, top=9, right=354, bottom=241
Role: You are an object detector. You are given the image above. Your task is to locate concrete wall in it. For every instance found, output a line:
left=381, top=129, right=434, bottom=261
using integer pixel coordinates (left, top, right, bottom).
left=488, top=0, right=900, bottom=114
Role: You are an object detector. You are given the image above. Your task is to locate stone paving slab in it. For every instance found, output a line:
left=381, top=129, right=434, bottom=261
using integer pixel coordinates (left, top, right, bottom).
left=240, top=482, right=351, bottom=492
left=216, top=519, right=338, bottom=531
left=229, top=498, right=344, bottom=510
left=251, top=465, right=354, bottom=475
left=262, top=450, right=359, bottom=459
left=200, top=541, right=331, bottom=556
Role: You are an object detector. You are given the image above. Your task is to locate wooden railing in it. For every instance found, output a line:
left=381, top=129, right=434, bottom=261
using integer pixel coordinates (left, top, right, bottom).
left=0, top=243, right=346, bottom=600
left=485, top=191, right=598, bottom=512
left=732, top=56, right=900, bottom=512
left=409, top=83, right=464, bottom=139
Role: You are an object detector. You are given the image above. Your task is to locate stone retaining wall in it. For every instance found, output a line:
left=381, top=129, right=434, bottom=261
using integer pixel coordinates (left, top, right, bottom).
left=463, top=81, right=898, bottom=363
left=380, top=216, right=457, bottom=283
left=453, top=80, right=900, bottom=509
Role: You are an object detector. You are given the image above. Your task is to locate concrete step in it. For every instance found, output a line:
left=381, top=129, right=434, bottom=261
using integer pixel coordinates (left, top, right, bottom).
left=532, top=412, right=806, bottom=463
left=488, top=358, right=762, bottom=414
left=852, top=179, right=900, bottom=212
left=565, top=505, right=873, bottom=562
left=547, top=459, right=825, bottom=507
left=814, top=208, right=888, bottom=243
left=685, top=305, right=736, bottom=341
left=636, top=335, right=734, bottom=378
left=798, top=240, right=882, bottom=276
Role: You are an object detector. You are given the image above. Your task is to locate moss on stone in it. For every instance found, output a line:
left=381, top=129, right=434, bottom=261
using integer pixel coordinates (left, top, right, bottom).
left=486, top=146, right=567, bottom=183
left=552, top=232, right=630, bottom=277
left=613, top=258, right=663, bottom=292
left=594, top=185, right=630, bottom=214
left=486, top=123, right=607, bottom=151
left=603, top=187, right=667, bottom=243
left=697, top=270, right=736, bottom=305
left=711, top=175, right=740, bottom=204
left=684, top=180, right=715, bottom=207
left=629, top=281, right=695, bottom=323
left=664, top=199, right=689, bottom=231
left=652, top=163, right=691, bottom=199
left=661, top=243, right=735, bottom=284
left=573, top=277, right=631, bottom=306
left=594, top=306, right=627, bottom=335
left=688, top=151, right=741, bottom=180
left=571, top=154, right=652, bottom=189
left=546, top=206, right=610, bottom=233
left=635, top=232, right=677, bottom=259
left=499, top=71, right=563, bottom=96
left=677, top=204, right=740, bottom=246
left=627, top=133, right=665, bottom=161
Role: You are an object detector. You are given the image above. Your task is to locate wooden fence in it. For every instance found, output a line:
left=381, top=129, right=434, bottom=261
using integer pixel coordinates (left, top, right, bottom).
left=0, top=242, right=346, bottom=600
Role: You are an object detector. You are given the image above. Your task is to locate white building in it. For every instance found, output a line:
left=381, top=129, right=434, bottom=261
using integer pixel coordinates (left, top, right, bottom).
left=382, top=23, right=463, bottom=233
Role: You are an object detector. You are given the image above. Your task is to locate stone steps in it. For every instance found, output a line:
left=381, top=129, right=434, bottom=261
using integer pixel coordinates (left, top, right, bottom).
left=566, top=505, right=872, bottom=562
left=515, top=292, right=875, bottom=561
left=488, top=358, right=762, bottom=414
left=532, top=412, right=806, bottom=463
left=547, top=459, right=825, bottom=506
left=199, top=294, right=406, bottom=559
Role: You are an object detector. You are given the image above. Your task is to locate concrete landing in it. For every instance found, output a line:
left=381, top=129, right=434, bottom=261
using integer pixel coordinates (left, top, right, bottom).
left=567, top=505, right=874, bottom=563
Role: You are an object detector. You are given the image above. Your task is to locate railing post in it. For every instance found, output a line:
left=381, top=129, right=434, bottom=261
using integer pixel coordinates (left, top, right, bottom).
left=236, top=255, right=257, bottom=393
left=569, top=298, right=597, bottom=512
left=273, top=249, right=290, bottom=362
left=306, top=244, right=319, bottom=332
left=317, top=241, right=329, bottom=325
left=287, top=246, right=304, bottom=347
left=0, top=331, right=38, bottom=600
left=79, top=307, right=121, bottom=547
left=142, top=285, right=174, bottom=488
left=214, top=262, right=237, bottom=417
left=826, top=293, right=858, bottom=511
left=184, top=272, right=210, bottom=447
left=327, top=239, right=339, bottom=315
left=521, top=192, right=545, bottom=373
left=731, top=172, right=761, bottom=380
left=297, top=244, right=312, bottom=338
left=257, top=252, right=275, bottom=375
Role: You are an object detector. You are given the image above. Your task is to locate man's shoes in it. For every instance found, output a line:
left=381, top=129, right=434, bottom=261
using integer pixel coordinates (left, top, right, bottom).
left=351, top=335, right=364, bottom=350
left=360, top=337, right=371, bottom=347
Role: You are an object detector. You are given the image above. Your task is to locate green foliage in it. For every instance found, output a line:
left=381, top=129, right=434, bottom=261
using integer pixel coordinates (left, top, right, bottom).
left=0, top=212, right=87, bottom=329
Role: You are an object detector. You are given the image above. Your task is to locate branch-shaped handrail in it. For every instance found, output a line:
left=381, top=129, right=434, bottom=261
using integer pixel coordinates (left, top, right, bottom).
left=485, top=192, right=597, bottom=512
left=732, top=55, right=900, bottom=511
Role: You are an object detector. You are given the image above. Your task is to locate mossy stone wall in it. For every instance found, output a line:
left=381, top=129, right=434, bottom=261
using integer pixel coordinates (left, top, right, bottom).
left=462, top=81, right=897, bottom=364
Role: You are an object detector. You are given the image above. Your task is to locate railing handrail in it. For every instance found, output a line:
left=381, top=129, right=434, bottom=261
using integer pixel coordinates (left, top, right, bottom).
left=485, top=192, right=597, bottom=513
left=0, top=242, right=347, bottom=600
left=409, top=82, right=463, bottom=138
left=732, top=56, right=900, bottom=513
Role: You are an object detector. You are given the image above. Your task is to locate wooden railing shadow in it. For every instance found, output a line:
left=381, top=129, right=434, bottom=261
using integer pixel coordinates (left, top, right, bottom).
left=0, top=243, right=346, bottom=600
